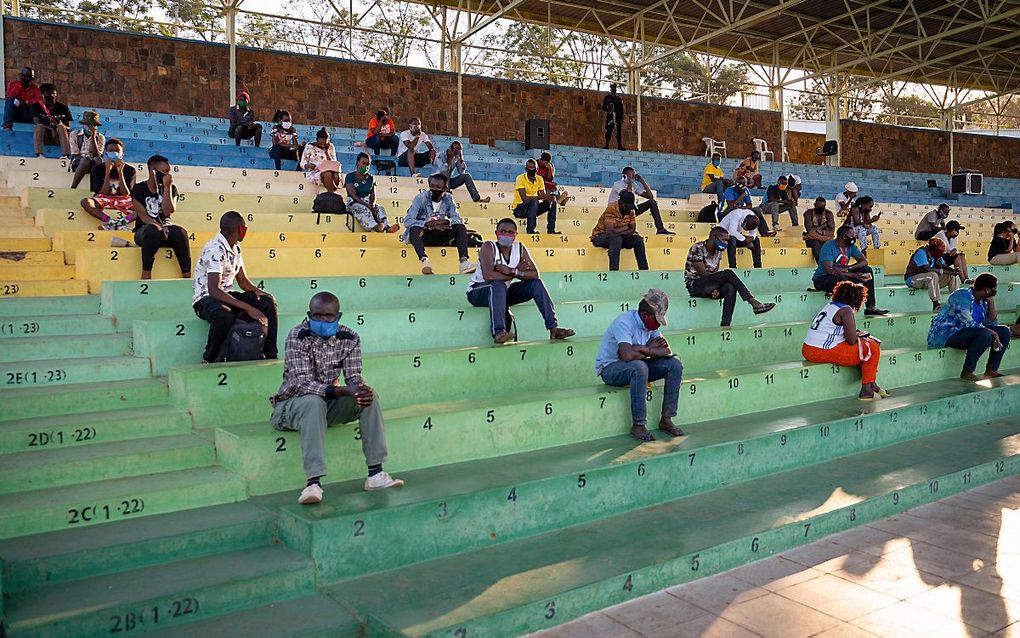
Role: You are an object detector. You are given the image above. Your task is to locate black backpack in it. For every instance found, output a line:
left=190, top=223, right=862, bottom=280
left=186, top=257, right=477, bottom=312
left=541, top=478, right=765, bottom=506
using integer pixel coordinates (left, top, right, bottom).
left=218, top=318, right=266, bottom=362
left=696, top=201, right=718, bottom=224
left=312, top=192, right=346, bottom=214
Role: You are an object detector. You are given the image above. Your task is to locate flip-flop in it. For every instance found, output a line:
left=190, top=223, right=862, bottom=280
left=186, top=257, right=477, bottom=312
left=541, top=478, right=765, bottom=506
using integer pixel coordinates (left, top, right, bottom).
left=753, top=302, right=776, bottom=315
left=857, top=395, right=878, bottom=402
left=659, top=424, right=685, bottom=437
left=630, top=430, right=655, bottom=442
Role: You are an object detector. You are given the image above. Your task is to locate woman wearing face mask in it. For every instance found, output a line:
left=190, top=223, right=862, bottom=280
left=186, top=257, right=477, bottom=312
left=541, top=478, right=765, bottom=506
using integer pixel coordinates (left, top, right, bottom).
left=928, top=273, right=1011, bottom=380
left=803, top=197, right=835, bottom=262
left=402, top=173, right=475, bottom=275
left=802, top=281, right=886, bottom=400
left=268, top=110, right=303, bottom=171
left=345, top=152, right=398, bottom=233
left=227, top=91, right=262, bottom=147
left=301, top=128, right=340, bottom=193
left=732, top=150, right=762, bottom=189
left=988, top=221, right=1020, bottom=265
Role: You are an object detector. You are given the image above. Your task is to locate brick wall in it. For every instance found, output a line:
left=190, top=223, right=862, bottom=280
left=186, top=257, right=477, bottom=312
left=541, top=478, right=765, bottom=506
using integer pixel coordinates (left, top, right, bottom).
left=785, top=131, right=824, bottom=165
left=3, top=18, right=779, bottom=156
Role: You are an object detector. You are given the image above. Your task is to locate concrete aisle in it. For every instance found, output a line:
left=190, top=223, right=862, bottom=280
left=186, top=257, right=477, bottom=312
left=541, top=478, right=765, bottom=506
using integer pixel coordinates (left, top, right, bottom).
left=531, top=476, right=1020, bottom=638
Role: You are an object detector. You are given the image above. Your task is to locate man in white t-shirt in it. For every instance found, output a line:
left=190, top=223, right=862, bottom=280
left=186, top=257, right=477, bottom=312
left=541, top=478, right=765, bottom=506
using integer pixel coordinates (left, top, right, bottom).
left=192, top=211, right=278, bottom=363
left=932, top=220, right=971, bottom=285
left=835, top=181, right=858, bottom=219
left=397, top=117, right=437, bottom=177
left=719, top=210, right=762, bottom=269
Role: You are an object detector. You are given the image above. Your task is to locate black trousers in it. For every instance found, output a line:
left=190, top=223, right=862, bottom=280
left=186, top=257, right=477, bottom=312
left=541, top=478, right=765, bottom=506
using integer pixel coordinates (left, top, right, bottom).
left=133, top=225, right=192, bottom=273
left=605, top=116, right=622, bottom=148
left=687, top=270, right=753, bottom=327
left=592, top=234, right=648, bottom=270
left=813, top=267, right=878, bottom=308
left=727, top=236, right=762, bottom=269
left=407, top=224, right=469, bottom=261
left=193, top=291, right=279, bottom=363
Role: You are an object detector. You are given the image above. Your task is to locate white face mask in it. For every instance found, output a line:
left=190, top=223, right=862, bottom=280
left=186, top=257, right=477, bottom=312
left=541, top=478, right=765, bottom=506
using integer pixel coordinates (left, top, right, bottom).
left=281, top=121, right=292, bottom=129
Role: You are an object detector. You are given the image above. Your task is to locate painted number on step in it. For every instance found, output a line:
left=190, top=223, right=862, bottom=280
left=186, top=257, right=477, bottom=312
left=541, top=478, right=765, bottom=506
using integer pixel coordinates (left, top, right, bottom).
left=275, top=437, right=287, bottom=452
left=67, top=498, right=144, bottom=525
left=1, top=284, right=21, bottom=295
left=109, top=597, right=199, bottom=633
left=28, top=427, right=96, bottom=448
left=544, top=601, right=556, bottom=620
left=6, top=369, right=66, bottom=385
left=1, top=321, right=39, bottom=335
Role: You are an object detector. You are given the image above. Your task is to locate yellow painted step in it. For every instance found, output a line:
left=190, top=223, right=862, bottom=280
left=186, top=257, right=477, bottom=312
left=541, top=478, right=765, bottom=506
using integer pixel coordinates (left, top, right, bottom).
left=0, top=217, right=35, bottom=228
left=0, top=237, right=50, bottom=251
left=0, top=264, right=75, bottom=280
left=0, top=227, right=46, bottom=239
left=0, top=251, right=65, bottom=265
left=0, top=279, right=87, bottom=297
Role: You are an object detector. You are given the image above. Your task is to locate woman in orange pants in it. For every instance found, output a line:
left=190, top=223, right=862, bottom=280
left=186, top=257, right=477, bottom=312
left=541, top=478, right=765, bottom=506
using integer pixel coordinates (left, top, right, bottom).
left=802, top=281, right=887, bottom=400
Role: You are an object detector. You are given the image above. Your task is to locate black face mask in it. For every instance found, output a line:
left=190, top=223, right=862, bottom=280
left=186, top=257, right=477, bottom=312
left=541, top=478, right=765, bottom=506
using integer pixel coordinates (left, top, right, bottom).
left=845, top=236, right=856, bottom=245
left=526, top=169, right=537, bottom=178
left=44, top=94, right=55, bottom=104
left=430, top=189, right=445, bottom=201
left=154, top=171, right=165, bottom=183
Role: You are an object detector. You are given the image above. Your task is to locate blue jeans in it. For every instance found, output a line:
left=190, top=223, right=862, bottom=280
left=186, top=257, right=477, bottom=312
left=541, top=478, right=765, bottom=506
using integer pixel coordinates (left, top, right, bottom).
left=600, top=357, right=682, bottom=426
left=3, top=97, right=33, bottom=128
left=513, top=199, right=557, bottom=233
left=945, top=326, right=1011, bottom=373
left=466, top=279, right=557, bottom=335
left=366, top=134, right=399, bottom=156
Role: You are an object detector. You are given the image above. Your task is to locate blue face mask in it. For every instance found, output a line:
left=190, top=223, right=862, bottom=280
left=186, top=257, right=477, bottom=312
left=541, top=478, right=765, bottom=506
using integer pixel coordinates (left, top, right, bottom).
left=496, top=234, right=515, bottom=247
left=107, top=150, right=122, bottom=161
left=308, top=317, right=339, bottom=338
left=712, top=159, right=720, bottom=167
left=714, top=239, right=728, bottom=251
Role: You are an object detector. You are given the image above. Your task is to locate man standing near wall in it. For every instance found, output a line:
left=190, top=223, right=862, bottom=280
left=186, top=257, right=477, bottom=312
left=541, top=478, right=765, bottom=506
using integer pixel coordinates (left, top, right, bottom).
left=602, top=84, right=625, bottom=151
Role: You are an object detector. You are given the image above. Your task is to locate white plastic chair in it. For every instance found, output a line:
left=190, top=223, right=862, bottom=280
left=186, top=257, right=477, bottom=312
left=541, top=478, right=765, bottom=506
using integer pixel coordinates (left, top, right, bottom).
left=752, top=138, right=775, bottom=161
left=702, top=137, right=727, bottom=158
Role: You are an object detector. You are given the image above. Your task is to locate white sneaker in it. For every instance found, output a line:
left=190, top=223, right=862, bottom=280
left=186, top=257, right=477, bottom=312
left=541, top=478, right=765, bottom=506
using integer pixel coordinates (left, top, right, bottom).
left=459, top=259, right=476, bottom=274
left=421, top=257, right=433, bottom=275
left=298, top=483, right=323, bottom=504
left=365, top=471, right=405, bottom=491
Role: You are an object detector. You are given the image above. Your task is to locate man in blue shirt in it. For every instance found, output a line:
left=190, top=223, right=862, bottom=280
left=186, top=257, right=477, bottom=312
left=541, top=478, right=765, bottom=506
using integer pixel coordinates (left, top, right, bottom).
left=904, top=238, right=959, bottom=311
left=595, top=289, right=684, bottom=441
left=812, top=226, right=888, bottom=316
left=719, top=176, right=775, bottom=236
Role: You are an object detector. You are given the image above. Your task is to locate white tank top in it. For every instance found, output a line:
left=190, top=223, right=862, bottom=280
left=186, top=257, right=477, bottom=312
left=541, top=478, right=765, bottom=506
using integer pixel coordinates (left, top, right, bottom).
left=468, top=240, right=522, bottom=289
left=804, top=302, right=848, bottom=349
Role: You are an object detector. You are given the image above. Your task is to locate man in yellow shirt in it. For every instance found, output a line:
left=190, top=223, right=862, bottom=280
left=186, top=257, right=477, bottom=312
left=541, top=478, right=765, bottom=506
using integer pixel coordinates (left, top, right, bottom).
left=701, top=152, right=729, bottom=203
left=512, top=158, right=558, bottom=234
left=590, top=191, right=648, bottom=271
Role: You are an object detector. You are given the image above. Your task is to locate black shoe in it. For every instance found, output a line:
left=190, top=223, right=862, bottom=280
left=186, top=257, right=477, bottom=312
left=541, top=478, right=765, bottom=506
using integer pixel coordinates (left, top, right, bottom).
left=656, top=229, right=676, bottom=235
left=547, top=230, right=562, bottom=235
left=864, top=307, right=889, bottom=316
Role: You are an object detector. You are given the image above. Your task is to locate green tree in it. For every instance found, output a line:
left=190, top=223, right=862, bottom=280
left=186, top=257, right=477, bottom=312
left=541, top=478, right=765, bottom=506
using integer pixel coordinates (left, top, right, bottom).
left=359, top=0, right=431, bottom=65
left=877, top=93, right=940, bottom=127
left=643, top=51, right=749, bottom=104
left=157, top=0, right=224, bottom=41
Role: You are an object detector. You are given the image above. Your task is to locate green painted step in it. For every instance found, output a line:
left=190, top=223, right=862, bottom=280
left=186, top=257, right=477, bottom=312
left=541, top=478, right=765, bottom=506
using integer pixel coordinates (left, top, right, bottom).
left=0, top=434, right=215, bottom=494
left=214, top=345, right=1018, bottom=495
left=0, top=405, right=191, bottom=455
left=0, top=314, right=114, bottom=340
left=0, top=355, right=152, bottom=388
left=145, top=594, right=362, bottom=638
left=0, top=295, right=99, bottom=317
left=0, top=378, right=169, bottom=422
left=278, top=376, right=1020, bottom=582
left=0, top=333, right=132, bottom=363
left=0, top=502, right=276, bottom=593
left=330, top=416, right=1020, bottom=637
left=4, top=545, right=316, bottom=638
left=0, top=466, right=247, bottom=540
left=102, top=268, right=867, bottom=327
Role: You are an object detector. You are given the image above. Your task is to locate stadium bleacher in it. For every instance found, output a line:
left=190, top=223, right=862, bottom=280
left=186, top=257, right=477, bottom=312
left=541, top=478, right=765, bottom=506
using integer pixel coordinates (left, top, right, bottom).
left=0, top=104, right=1019, bottom=637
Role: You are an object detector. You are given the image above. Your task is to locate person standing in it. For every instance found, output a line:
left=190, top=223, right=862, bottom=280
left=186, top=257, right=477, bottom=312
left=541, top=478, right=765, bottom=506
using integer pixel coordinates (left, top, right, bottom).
left=227, top=91, right=262, bottom=147
left=130, top=155, right=191, bottom=281
left=602, top=83, right=624, bottom=150
left=928, top=274, right=1011, bottom=381
left=595, top=289, right=684, bottom=442
left=608, top=167, right=674, bottom=235
left=590, top=191, right=648, bottom=271
left=684, top=226, right=775, bottom=327
left=270, top=291, right=403, bottom=504
left=512, top=159, right=558, bottom=234
left=2, top=66, right=41, bottom=131
left=402, top=173, right=476, bottom=275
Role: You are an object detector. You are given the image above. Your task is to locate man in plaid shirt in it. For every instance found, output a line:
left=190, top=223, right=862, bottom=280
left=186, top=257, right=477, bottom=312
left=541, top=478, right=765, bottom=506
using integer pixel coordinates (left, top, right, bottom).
left=270, top=291, right=403, bottom=504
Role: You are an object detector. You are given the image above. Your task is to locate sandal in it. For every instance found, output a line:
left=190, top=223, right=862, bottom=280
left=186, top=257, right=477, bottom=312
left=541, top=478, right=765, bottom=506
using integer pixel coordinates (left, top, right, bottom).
left=753, top=302, right=776, bottom=315
left=659, top=422, right=685, bottom=437
left=630, top=427, right=655, bottom=442
left=550, top=327, right=575, bottom=340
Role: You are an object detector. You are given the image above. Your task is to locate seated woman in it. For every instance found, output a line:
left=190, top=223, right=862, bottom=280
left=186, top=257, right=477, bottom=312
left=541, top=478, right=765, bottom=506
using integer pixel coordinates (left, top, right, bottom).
left=732, top=150, right=762, bottom=189
left=300, top=128, right=340, bottom=193
left=988, top=220, right=1020, bottom=265
left=802, top=197, right=835, bottom=262
left=345, top=152, right=398, bottom=233
left=536, top=152, right=569, bottom=207
left=802, top=281, right=886, bottom=400
left=268, top=110, right=303, bottom=171
left=928, top=273, right=1011, bottom=381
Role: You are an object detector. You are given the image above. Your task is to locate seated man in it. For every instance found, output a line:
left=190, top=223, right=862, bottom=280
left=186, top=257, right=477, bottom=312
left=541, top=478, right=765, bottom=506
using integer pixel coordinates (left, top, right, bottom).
left=803, top=197, right=835, bottom=262
left=719, top=176, right=774, bottom=236
left=834, top=181, right=858, bottom=220
left=928, top=273, right=1011, bottom=381
left=904, top=238, right=959, bottom=311
left=762, top=175, right=799, bottom=230
left=227, top=91, right=262, bottom=147
left=732, top=150, right=762, bottom=189
left=608, top=166, right=674, bottom=235
left=812, top=226, right=888, bottom=316
left=192, top=211, right=279, bottom=363
left=69, top=110, right=106, bottom=189
left=466, top=218, right=574, bottom=344
left=932, top=220, right=971, bottom=285
left=512, top=159, right=558, bottom=234
left=130, top=155, right=191, bottom=281
left=684, top=226, right=775, bottom=327
left=431, top=141, right=490, bottom=203
left=2, top=66, right=41, bottom=131
left=847, top=195, right=882, bottom=253
left=365, top=108, right=399, bottom=156
left=80, top=137, right=137, bottom=231
left=345, top=152, right=398, bottom=233
left=402, top=173, right=475, bottom=275
left=719, top=209, right=762, bottom=269
left=701, top=152, right=729, bottom=204
left=397, top=117, right=436, bottom=177
left=590, top=191, right=648, bottom=271
left=914, top=203, right=950, bottom=241
left=270, top=291, right=403, bottom=504
left=32, top=83, right=71, bottom=158
left=595, top=289, right=684, bottom=442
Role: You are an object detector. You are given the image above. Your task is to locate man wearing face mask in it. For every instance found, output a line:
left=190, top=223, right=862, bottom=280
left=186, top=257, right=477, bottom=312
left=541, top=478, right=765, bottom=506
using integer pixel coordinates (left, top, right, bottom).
left=591, top=191, right=648, bottom=271
left=512, top=159, right=558, bottom=235
left=719, top=176, right=775, bottom=237
left=32, top=83, right=71, bottom=158
left=685, top=226, right=775, bottom=327
left=271, top=291, right=403, bottom=505
left=397, top=117, right=437, bottom=177
left=701, top=152, right=730, bottom=204
left=192, top=211, right=278, bottom=363
left=403, top=173, right=475, bottom=275
left=3, top=66, right=42, bottom=131
left=596, top=289, right=683, bottom=441
left=466, top=218, right=574, bottom=344
left=812, top=226, right=888, bottom=316
left=763, top=175, right=799, bottom=231
left=608, top=167, right=674, bottom=235
left=69, top=110, right=106, bottom=189
left=914, top=203, right=951, bottom=241
left=227, top=91, right=262, bottom=147
left=130, top=154, right=191, bottom=281
left=365, top=107, right=399, bottom=156
left=803, top=197, right=836, bottom=262
left=80, top=138, right=137, bottom=230
left=431, top=141, right=490, bottom=203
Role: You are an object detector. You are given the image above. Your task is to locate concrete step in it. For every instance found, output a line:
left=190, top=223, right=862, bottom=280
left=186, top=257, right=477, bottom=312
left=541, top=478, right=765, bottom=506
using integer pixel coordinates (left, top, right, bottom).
left=0, top=332, right=132, bottom=362
left=0, top=237, right=50, bottom=251
left=0, top=264, right=75, bottom=280
left=0, top=355, right=152, bottom=388
left=0, top=279, right=88, bottom=297
left=0, top=314, right=114, bottom=340
left=0, top=377, right=169, bottom=422
left=145, top=594, right=362, bottom=637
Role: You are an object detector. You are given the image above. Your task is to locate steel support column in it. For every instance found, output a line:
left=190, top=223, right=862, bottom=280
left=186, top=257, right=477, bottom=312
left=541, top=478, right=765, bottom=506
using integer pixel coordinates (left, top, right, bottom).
left=629, top=65, right=641, bottom=151
left=452, top=40, right=463, bottom=137
left=825, top=91, right=841, bottom=167
left=225, top=1, right=238, bottom=105
left=0, top=14, right=6, bottom=93
left=941, top=109, right=955, bottom=174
